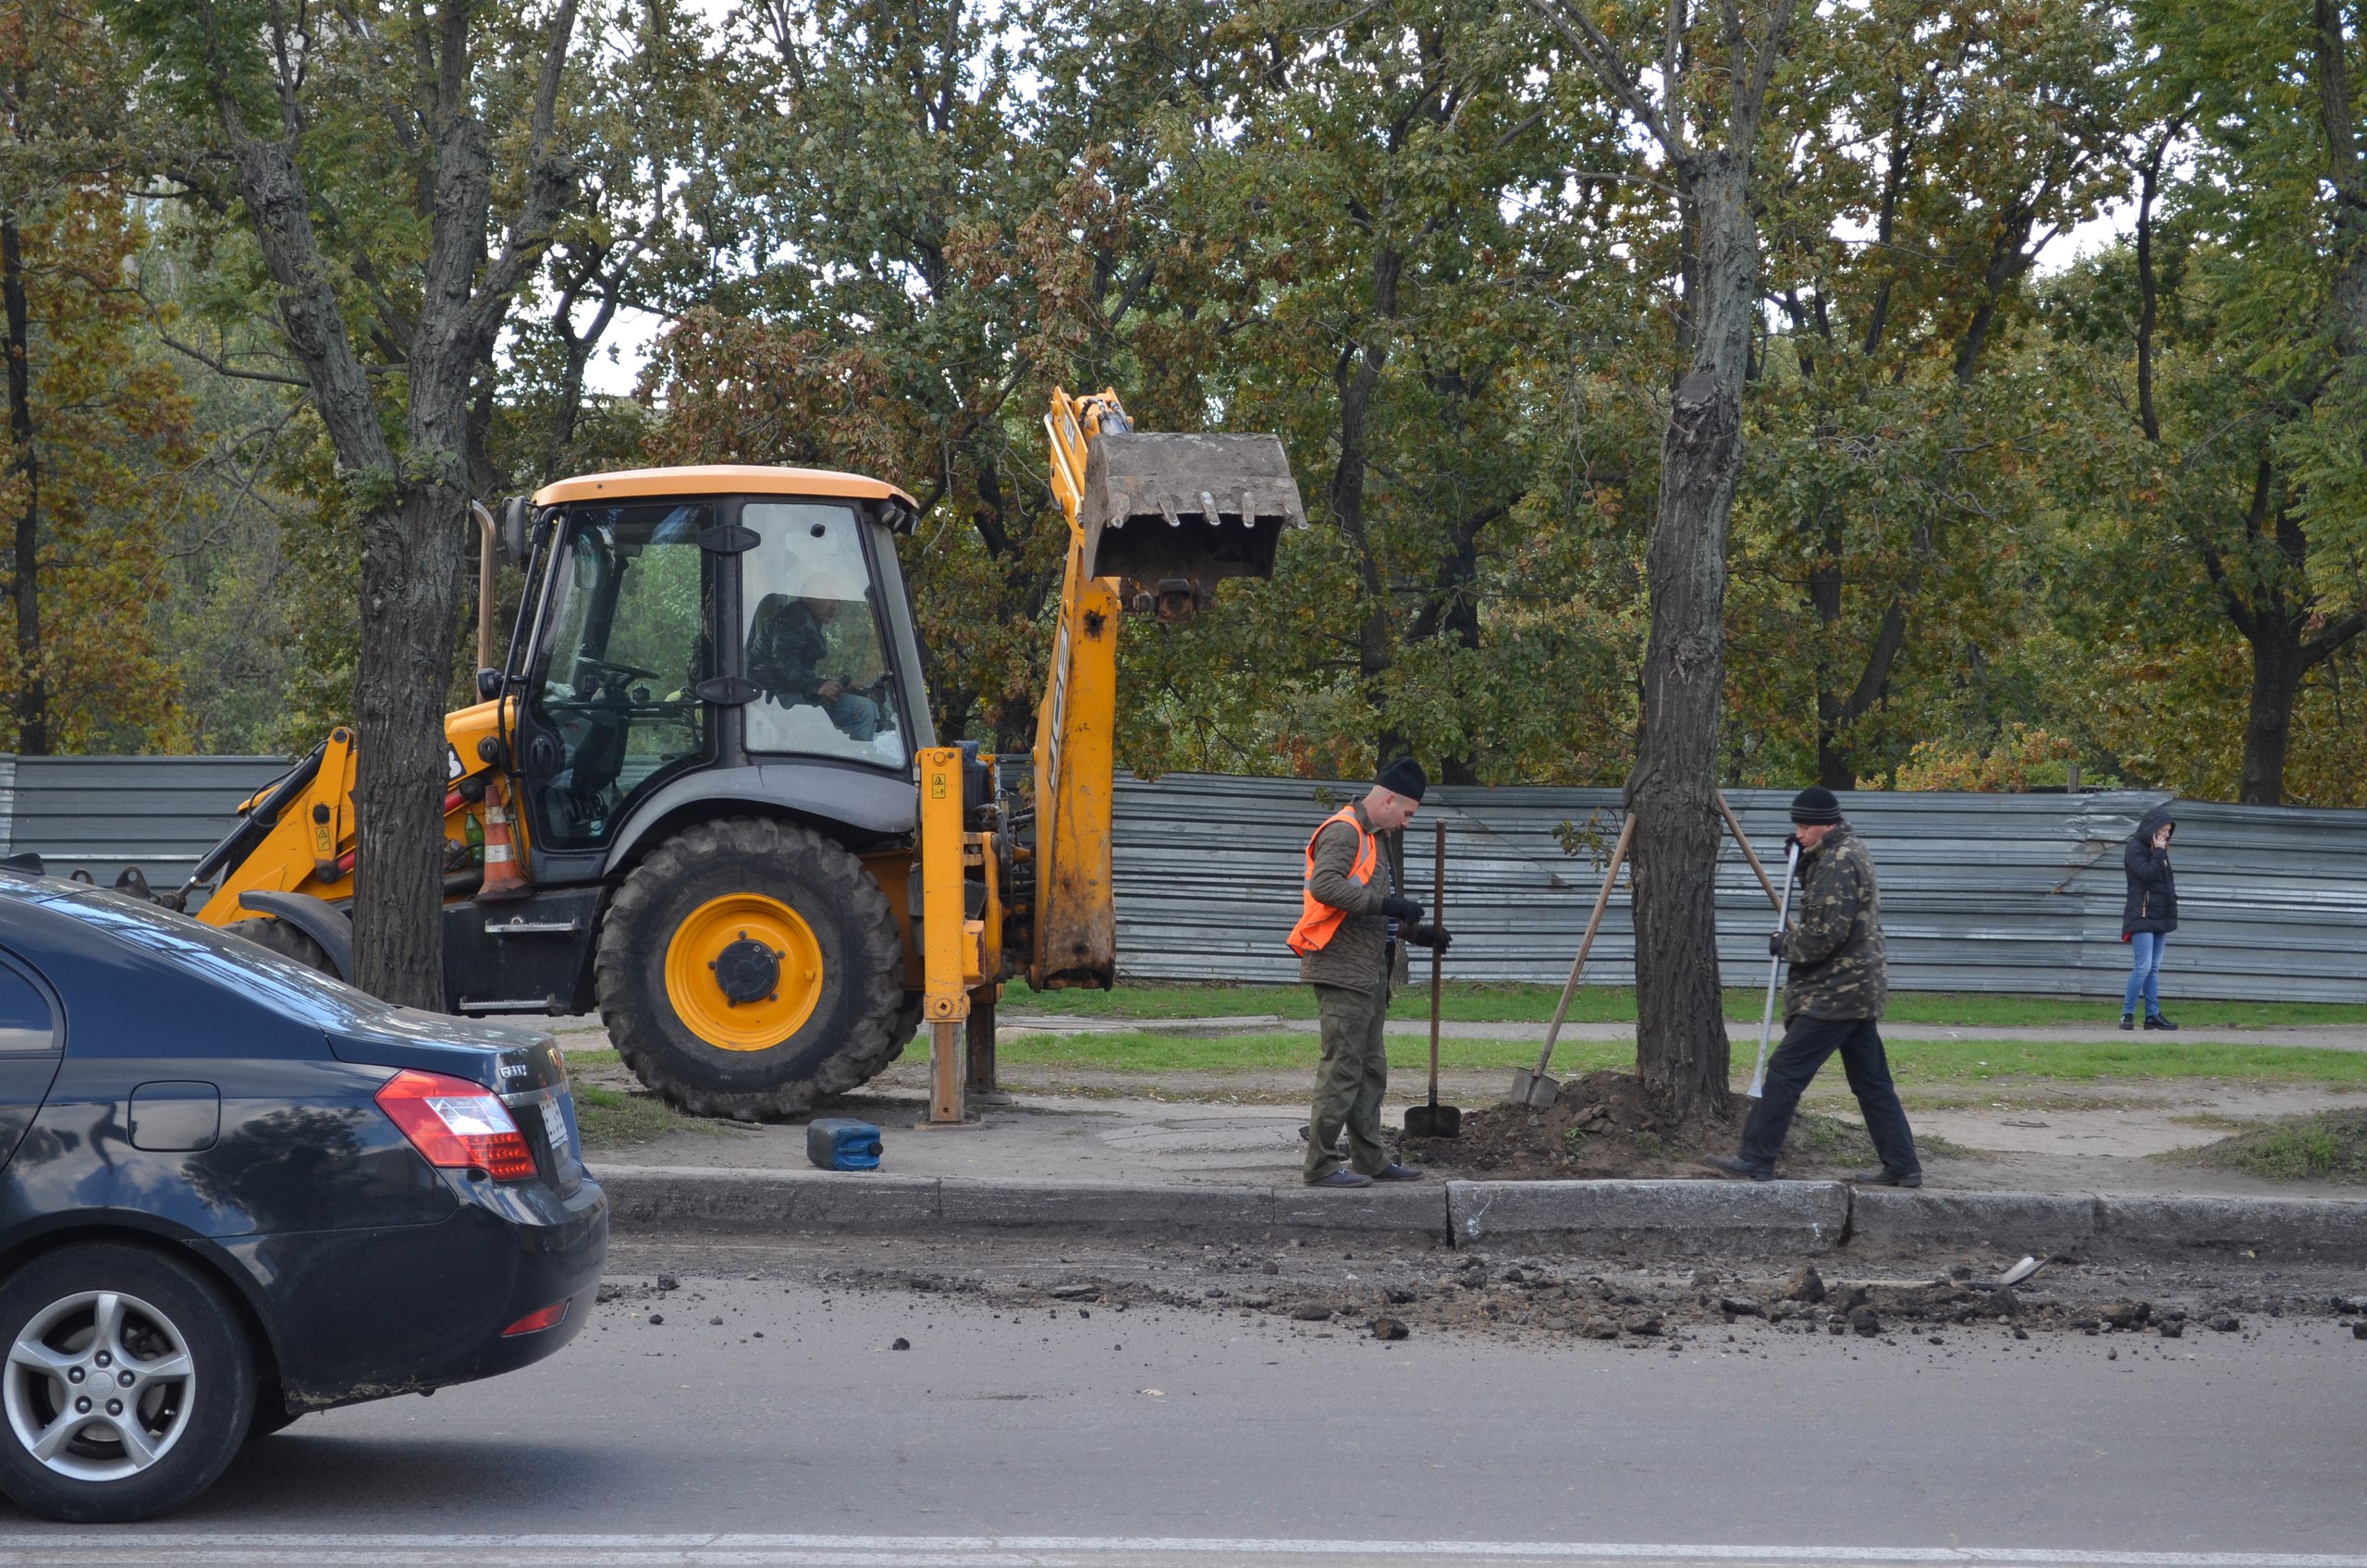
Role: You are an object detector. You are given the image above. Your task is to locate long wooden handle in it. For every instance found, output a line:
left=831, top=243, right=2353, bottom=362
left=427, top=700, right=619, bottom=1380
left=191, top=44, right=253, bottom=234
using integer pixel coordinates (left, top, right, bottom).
left=1429, top=819, right=1446, bottom=1104
left=1535, top=814, right=1634, bottom=1075
left=1716, top=790, right=1784, bottom=912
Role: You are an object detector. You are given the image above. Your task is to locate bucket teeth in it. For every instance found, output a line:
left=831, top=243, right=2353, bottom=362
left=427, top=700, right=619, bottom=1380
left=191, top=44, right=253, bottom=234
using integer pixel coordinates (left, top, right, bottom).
left=1080, top=432, right=1306, bottom=618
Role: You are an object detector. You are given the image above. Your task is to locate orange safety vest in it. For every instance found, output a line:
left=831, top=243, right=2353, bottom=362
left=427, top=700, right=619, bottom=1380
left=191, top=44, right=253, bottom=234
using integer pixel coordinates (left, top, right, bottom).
left=1287, top=805, right=1380, bottom=956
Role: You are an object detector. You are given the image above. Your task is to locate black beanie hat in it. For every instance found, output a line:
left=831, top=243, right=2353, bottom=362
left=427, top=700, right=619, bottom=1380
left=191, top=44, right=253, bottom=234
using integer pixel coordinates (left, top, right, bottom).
left=1376, top=756, right=1428, bottom=802
left=1789, top=785, right=1842, bottom=825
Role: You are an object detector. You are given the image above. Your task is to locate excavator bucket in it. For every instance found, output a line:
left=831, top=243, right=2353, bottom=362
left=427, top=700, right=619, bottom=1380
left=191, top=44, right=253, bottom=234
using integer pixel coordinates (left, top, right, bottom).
left=1079, top=432, right=1306, bottom=620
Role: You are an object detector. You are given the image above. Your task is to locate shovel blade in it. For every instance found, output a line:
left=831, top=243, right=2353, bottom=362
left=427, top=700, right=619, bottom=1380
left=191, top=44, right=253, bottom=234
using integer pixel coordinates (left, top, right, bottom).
left=1404, top=1103, right=1461, bottom=1140
left=1506, top=1069, right=1561, bottom=1109
left=1081, top=432, right=1305, bottom=619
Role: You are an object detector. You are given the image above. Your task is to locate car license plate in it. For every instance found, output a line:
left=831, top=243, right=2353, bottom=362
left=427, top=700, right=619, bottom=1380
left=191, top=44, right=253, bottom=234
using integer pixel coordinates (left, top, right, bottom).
left=540, top=1096, right=569, bottom=1158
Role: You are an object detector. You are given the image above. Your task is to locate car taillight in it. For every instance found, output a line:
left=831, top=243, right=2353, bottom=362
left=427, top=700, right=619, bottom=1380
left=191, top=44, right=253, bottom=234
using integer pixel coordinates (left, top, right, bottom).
left=502, top=1301, right=570, bottom=1337
left=374, top=1069, right=537, bottom=1181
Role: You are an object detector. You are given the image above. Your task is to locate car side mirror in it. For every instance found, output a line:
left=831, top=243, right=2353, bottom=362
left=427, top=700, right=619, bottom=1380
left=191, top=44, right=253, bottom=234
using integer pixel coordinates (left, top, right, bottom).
left=499, top=496, right=534, bottom=565
left=476, top=668, right=502, bottom=702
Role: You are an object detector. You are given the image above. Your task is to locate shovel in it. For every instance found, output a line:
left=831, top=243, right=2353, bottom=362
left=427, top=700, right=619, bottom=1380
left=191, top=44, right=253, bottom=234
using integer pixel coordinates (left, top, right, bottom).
left=1403, top=820, right=1461, bottom=1140
left=1509, top=815, right=1634, bottom=1109
left=1745, top=839, right=1802, bottom=1099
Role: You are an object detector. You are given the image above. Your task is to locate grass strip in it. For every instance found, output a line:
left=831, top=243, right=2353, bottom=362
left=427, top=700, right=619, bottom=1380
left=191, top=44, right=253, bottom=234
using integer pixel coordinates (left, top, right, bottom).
left=991, top=1029, right=2367, bottom=1085
left=571, top=1083, right=693, bottom=1148
left=2164, top=1110, right=2367, bottom=1182
left=1002, top=980, right=2367, bottom=1030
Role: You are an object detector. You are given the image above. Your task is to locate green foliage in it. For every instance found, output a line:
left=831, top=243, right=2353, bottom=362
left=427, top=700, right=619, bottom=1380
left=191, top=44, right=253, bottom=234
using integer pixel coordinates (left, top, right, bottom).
left=2172, top=1110, right=2367, bottom=1183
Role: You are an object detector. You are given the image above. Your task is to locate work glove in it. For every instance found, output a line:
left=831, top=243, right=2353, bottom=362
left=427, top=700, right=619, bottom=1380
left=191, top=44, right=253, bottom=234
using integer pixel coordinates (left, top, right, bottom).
left=1407, top=925, right=1453, bottom=952
left=1768, top=932, right=1787, bottom=958
left=1380, top=894, right=1424, bottom=924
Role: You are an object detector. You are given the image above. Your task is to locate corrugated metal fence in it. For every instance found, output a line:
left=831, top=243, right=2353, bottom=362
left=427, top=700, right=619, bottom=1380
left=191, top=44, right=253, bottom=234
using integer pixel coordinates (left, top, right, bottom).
left=5, top=756, right=2360, bottom=1002
left=1110, top=776, right=2367, bottom=1001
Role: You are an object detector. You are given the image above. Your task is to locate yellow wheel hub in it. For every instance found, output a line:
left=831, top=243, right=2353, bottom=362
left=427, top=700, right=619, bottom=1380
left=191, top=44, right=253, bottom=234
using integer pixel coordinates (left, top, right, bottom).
left=663, top=893, right=825, bottom=1050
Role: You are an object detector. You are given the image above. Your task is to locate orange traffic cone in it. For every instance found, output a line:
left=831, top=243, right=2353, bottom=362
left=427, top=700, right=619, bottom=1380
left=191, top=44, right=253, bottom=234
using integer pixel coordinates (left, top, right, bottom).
left=476, top=778, right=531, bottom=901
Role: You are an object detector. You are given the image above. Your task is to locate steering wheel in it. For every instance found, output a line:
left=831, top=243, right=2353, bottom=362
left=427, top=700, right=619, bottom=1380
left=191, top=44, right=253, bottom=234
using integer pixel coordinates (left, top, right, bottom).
left=582, top=657, right=659, bottom=681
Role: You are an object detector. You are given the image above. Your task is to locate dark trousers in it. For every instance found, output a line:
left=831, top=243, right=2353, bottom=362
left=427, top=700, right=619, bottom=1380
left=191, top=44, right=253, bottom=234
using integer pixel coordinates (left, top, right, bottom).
left=1740, top=1014, right=1920, bottom=1176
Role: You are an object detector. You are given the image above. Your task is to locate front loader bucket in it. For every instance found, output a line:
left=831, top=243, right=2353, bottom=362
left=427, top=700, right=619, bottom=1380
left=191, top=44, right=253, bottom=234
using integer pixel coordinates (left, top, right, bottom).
left=1080, top=432, right=1306, bottom=619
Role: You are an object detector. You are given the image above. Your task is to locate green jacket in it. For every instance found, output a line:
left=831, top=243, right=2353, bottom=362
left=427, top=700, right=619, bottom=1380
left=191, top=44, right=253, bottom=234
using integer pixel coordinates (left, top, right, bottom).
left=1295, top=801, right=1411, bottom=992
left=1781, top=822, right=1887, bottom=1022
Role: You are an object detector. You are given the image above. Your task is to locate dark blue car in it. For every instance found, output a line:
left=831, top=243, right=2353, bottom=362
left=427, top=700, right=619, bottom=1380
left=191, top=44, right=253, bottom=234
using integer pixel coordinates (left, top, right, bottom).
left=0, top=869, right=606, bottom=1521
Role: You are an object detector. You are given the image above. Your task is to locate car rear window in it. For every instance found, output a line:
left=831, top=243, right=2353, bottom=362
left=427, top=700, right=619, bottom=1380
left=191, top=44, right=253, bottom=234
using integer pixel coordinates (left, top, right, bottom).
left=6, top=880, right=393, bottom=1033
left=0, top=964, right=55, bottom=1053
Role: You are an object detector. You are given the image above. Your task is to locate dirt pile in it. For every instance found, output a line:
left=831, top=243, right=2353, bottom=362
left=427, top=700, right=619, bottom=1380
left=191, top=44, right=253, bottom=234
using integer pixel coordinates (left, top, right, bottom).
left=1402, top=1070, right=1891, bottom=1179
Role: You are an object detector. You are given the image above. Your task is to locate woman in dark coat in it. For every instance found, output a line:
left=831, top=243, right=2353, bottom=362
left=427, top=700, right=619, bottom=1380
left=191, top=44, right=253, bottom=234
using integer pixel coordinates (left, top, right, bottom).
left=2122, top=803, right=2177, bottom=1030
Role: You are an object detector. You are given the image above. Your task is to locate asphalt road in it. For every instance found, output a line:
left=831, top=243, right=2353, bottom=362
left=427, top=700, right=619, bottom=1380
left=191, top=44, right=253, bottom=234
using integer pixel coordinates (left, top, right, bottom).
left=6, top=1237, right=2364, bottom=1567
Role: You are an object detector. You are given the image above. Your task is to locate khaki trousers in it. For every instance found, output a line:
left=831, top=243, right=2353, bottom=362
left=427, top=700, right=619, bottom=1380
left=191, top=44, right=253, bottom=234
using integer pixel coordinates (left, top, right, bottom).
left=1304, top=977, right=1391, bottom=1182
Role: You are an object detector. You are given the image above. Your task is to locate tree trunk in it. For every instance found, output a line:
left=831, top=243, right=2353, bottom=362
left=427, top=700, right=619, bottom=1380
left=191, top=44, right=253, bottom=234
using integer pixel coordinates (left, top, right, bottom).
left=349, top=482, right=471, bottom=1005
left=0, top=214, right=45, bottom=756
left=1629, top=153, right=1756, bottom=1123
left=2238, top=625, right=2305, bottom=807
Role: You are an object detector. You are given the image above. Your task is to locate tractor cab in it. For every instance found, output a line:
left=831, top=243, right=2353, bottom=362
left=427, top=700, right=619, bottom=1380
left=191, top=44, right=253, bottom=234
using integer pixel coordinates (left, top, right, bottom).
left=499, top=467, right=932, bottom=864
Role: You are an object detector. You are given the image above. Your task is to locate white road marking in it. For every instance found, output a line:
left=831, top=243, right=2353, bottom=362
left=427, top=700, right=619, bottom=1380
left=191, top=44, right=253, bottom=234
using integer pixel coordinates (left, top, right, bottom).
left=0, top=1537, right=2359, bottom=1568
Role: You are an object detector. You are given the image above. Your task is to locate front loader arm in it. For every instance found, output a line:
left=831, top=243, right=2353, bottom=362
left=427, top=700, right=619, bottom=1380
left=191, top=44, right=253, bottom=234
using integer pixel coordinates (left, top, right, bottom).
left=1023, top=388, right=1308, bottom=991
left=1028, top=391, right=1127, bottom=990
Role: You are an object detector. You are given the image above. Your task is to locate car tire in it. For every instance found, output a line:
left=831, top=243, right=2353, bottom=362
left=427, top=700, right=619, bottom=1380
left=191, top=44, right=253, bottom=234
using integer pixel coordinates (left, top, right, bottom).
left=0, top=1243, right=256, bottom=1523
left=598, top=816, right=906, bottom=1121
left=227, top=916, right=334, bottom=975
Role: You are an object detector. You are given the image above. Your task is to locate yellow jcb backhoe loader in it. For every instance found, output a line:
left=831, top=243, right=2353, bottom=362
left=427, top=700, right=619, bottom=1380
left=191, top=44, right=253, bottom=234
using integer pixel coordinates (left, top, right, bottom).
left=157, top=390, right=1304, bottom=1121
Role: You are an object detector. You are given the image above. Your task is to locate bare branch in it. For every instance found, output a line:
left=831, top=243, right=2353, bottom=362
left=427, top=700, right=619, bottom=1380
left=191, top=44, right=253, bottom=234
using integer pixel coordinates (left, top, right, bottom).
left=1732, top=0, right=1798, bottom=148
left=1520, top=0, right=1682, bottom=158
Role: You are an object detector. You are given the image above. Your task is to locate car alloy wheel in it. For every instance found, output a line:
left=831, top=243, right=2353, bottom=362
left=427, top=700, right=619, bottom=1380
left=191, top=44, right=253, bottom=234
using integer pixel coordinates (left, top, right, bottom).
left=5, top=1289, right=196, bottom=1481
left=0, top=1244, right=253, bottom=1522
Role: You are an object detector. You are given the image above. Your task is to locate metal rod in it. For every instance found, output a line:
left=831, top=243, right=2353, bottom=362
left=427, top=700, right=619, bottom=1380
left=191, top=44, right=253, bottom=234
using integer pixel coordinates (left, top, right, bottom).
left=1428, top=819, right=1446, bottom=1108
left=965, top=986, right=998, bottom=1096
left=469, top=501, right=499, bottom=673
left=1532, top=815, right=1635, bottom=1078
left=1748, top=840, right=1802, bottom=1099
left=928, top=1020, right=963, bottom=1123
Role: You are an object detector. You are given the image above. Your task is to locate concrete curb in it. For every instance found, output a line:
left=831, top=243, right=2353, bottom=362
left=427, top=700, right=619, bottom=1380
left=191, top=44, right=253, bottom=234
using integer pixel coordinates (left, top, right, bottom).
left=2098, top=1194, right=2367, bottom=1258
left=1848, top=1189, right=2099, bottom=1251
left=1447, top=1179, right=1850, bottom=1255
left=595, top=1164, right=2367, bottom=1261
left=598, top=1166, right=1453, bottom=1239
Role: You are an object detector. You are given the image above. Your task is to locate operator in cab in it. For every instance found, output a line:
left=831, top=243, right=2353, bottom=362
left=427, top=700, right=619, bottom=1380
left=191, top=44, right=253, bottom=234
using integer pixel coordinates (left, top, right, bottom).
left=1287, top=758, right=1452, bottom=1188
left=745, top=558, right=884, bottom=741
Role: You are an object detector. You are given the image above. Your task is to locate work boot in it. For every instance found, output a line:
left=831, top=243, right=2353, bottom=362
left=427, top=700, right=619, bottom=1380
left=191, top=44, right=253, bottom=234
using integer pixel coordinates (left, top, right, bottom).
left=2144, top=1012, right=2178, bottom=1031
left=1306, top=1169, right=1373, bottom=1189
left=2119, top=1013, right=2135, bottom=1031
left=1849, top=1168, right=1923, bottom=1188
left=1372, top=1163, right=1424, bottom=1182
left=1702, top=1155, right=1775, bottom=1182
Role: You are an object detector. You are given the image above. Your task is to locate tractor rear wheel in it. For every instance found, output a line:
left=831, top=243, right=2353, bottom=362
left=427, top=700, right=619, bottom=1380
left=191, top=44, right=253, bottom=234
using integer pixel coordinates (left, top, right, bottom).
left=597, top=817, right=906, bottom=1120
left=225, top=917, right=334, bottom=975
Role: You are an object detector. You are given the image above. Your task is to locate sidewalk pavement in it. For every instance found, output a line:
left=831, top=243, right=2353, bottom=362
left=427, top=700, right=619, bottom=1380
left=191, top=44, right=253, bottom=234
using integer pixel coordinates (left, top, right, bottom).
left=1000, top=1013, right=2367, bottom=1051
left=588, top=1085, right=2367, bottom=1263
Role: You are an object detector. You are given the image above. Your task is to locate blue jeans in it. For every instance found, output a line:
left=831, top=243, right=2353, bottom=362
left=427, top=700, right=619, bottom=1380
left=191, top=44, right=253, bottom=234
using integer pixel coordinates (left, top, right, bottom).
left=2122, top=932, right=2166, bottom=1015
left=826, top=692, right=879, bottom=741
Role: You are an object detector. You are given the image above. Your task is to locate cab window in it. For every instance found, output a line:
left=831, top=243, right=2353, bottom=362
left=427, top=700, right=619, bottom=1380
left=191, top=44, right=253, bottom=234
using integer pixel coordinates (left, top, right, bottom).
left=742, top=503, right=908, bottom=768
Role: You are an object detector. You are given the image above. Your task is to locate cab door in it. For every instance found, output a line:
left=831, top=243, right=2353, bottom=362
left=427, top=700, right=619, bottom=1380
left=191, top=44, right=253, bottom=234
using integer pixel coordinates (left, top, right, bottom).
left=510, top=502, right=717, bottom=861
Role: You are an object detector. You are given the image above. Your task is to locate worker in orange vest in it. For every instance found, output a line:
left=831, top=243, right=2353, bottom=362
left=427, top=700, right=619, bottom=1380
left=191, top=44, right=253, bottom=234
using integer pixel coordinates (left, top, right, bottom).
left=1288, top=757, right=1452, bottom=1187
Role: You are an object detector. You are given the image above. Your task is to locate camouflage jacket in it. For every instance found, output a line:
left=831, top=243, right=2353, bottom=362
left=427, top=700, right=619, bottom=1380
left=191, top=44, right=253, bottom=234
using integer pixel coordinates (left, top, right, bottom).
left=1296, top=802, right=1412, bottom=992
left=1781, top=823, right=1887, bottom=1022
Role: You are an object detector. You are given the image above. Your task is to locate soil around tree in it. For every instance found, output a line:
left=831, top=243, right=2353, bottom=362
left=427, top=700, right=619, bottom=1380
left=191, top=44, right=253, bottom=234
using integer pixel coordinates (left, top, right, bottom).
left=1402, top=1069, right=1892, bottom=1179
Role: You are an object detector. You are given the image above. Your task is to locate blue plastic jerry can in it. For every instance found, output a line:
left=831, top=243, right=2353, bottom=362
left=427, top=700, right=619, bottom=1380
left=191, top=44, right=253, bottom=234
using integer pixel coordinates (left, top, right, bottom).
left=807, top=1118, right=883, bottom=1171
